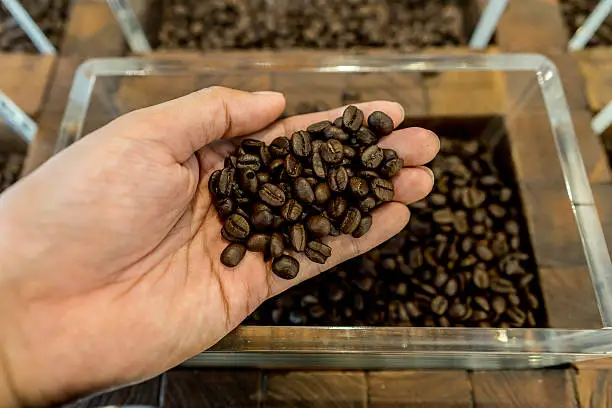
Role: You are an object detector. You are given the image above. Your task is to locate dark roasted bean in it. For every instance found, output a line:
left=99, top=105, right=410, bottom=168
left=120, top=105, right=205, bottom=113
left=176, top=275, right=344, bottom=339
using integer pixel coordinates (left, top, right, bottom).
left=257, top=172, right=270, bottom=184
left=320, top=139, right=344, bottom=164
left=305, top=240, right=332, bottom=264
left=237, top=153, right=261, bottom=171
left=340, top=207, right=361, bottom=234
left=382, top=148, right=398, bottom=161
left=324, top=126, right=349, bottom=141
left=367, top=111, right=394, bottom=136
left=269, top=232, right=285, bottom=258
left=361, top=145, right=384, bottom=169
left=238, top=169, right=258, bottom=193
left=216, top=197, right=235, bottom=218
left=328, top=166, right=349, bottom=192
left=218, top=168, right=235, bottom=196
left=349, top=177, right=369, bottom=197
left=241, top=139, right=264, bottom=153
left=269, top=158, right=286, bottom=180
left=342, top=105, right=364, bottom=132
left=220, top=243, right=247, bottom=267
left=208, top=169, right=221, bottom=194
left=307, top=120, right=332, bottom=135
left=355, top=127, right=378, bottom=145
left=291, top=130, right=312, bottom=157
left=370, top=178, right=394, bottom=201
left=289, top=224, right=307, bottom=252
left=247, top=233, right=271, bottom=253
left=294, top=177, right=315, bottom=204
left=343, top=145, right=357, bottom=159
left=259, top=183, right=286, bottom=207
left=327, top=196, right=348, bottom=218
left=223, top=214, right=250, bottom=239
left=358, top=196, right=377, bottom=213
left=281, top=199, right=303, bottom=221
left=380, top=158, right=404, bottom=178
left=352, top=215, right=372, bottom=238
left=270, top=136, right=290, bottom=157
left=314, top=183, right=332, bottom=204
left=284, top=154, right=302, bottom=178
left=252, top=203, right=274, bottom=230
left=306, top=215, right=331, bottom=238
left=272, top=255, right=299, bottom=279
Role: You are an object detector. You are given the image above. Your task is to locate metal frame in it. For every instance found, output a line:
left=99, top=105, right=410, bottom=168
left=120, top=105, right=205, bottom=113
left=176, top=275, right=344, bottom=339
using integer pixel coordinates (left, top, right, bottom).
left=0, top=91, right=37, bottom=143
left=569, top=0, right=612, bottom=51
left=0, top=0, right=56, bottom=55
left=469, top=0, right=509, bottom=50
left=105, top=0, right=152, bottom=54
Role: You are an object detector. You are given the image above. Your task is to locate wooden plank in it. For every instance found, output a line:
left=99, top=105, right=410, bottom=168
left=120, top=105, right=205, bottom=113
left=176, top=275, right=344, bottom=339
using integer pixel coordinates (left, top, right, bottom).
left=0, top=54, right=55, bottom=116
left=64, top=376, right=161, bottom=407
left=571, top=110, right=612, bottom=184
left=471, top=369, right=578, bottom=407
left=263, top=371, right=366, bottom=408
left=164, top=369, right=261, bottom=408
left=592, top=183, right=612, bottom=256
left=496, top=0, right=569, bottom=54
left=60, top=0, right=126, bottom=57
left=576, top=369, right=612, bottom=408
left=574, top=47, right=612, bottom=113
left=367, top=371, right=472, bottom=408
left=539, top=267, right=602, bottom=329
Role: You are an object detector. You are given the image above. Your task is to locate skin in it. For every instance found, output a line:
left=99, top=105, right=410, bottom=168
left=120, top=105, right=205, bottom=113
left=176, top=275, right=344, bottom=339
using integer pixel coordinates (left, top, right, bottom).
left=0, top=87, right=439, bottom=407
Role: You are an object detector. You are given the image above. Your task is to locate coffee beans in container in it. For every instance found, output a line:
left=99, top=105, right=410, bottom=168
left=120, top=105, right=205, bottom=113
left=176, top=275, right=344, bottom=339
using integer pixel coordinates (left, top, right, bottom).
left=208, top=106, right=403, bottom=280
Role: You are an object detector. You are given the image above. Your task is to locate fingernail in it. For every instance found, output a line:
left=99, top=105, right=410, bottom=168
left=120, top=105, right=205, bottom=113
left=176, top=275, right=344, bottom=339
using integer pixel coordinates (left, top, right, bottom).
left=253, top=91, right=284, bottom=97
left=396, top=102, right=405, bottom=125
left=424, top=166, right=435, bottom=184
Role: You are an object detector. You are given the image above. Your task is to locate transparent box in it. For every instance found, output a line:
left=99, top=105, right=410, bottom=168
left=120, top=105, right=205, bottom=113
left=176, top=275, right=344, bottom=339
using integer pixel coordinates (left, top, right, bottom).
left=57, top=53, right=612, bottom=369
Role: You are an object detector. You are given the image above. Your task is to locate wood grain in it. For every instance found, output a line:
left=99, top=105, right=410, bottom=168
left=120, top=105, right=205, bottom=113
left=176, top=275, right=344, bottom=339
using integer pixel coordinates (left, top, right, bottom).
left=63, top=376, right=161, bottom=407
left=539, top=267, right=602, bottom=329
left=367, top=371, right=472, bottom=408
left=263, top=371, right=366, bottom=408
left=471, top=369, right=578, bottom=407
left=0, top=54, right=55, bottom=116
left=574, top=47, right=612, bottom=113
left=164, top=369, right=261, bottom=408
left=576, top=369, right=612, bottom=408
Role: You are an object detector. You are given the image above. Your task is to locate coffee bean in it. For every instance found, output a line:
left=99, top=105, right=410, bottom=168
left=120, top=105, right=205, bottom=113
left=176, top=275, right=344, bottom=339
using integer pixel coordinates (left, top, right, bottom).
left=361, top=146, right=384, bottom=169
left=281, top=199, right=303, bottom=221
left=342, top=105, right=364, bottom=132
left=329, top=223, right=341, bottom=237
left=475, top=244, right=493, bottom=261
left=289, top=223, right=307, bottom=252
left=320, top=139, right=344, bottom=164
left=519, top=274, right=534, bottom=287
left=259, top=145, right=271, bottom=166
left=294, top=177, right=315, bottom=204
left=445, top=278, right=458, bottom=297
left=314, top=183, right=332, bottom=204
left=327, top=196, right=348, bottom=218
left=224, top=156, right=238, bottom=168
left=269, top=232, right=285, bottom=258
left=324, top=126, right=349, bottom=141
left=291, top=130, right=312, bottom=157
left=218, top=168, right=235, bottom=196
left=216, top=197, right=235, bottom=218
left=489, top=204, right=506, bottom=218
left=252, top=203, right=274, bottom=230
left=259, top=183, right=287, bottom=207
left=272, top=255, right=299, bottom=279
left=370, top=178, right=394, bottom=201
left=307, top=120, right=332, bottom=135
left=305, top=240, right=332, bottom=264
left=269, top=158, right=286, bottom=180
left=221, top=227, right=243, bottom=243
left=380, top=158, right=404, bottom=178
left=491, top=278, right=515, bottom=294
left=462, top=187, right=486, bottom=208
left=358, top=196, right=377, bottom=213
left=312, top=152, right=327, bottom=179
left=431, top=295, right=448, bottom=315
left=343, top=145, right=357, bottom=159
left=306, top=215, right=331, bottom=238
left=473, top=266, right=490, bottom=289
left=333, top=117, right=343, bottom=128
left=223, top=214, right=250, bottom=240
left=340, top=207, right=361, bottom=234
left=382, top=148, right=398, bottom=161
left=238, top=169, right=258, bottom=193
left=474, top=296, right=490, bottom=312
left=367, top=111, right=394, bottom=136
left=237, top=153, right=261, bottom=171
left=257, top=172, right=270, bottom=184
left=208, top=169, right=222, bottom=194
left=270, top=136, right=290, bottom=157
left=241, top=139, right=264, bottom=154
left=328, top=166, right=349, bottom=192
left=220, top=243, right=247, bottom=267
left=349, top=177, right=369, bottom=197
left=352, top=215, right=372, bottom=238
left=247, top=233, right=271, bottom=253
left=285, top=154, right=302, bottom=178
left=507, top=308, right=526, bottom=326
left=505, top=220, right=519, bottom=235
left=355, top=127, right=378, bottom=145
left=492, top=296, right=507, bottom=314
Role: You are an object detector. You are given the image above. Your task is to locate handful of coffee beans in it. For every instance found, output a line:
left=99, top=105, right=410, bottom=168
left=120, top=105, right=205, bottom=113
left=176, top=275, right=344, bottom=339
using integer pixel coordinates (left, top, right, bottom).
left=208, top=106, right=402, bottom=280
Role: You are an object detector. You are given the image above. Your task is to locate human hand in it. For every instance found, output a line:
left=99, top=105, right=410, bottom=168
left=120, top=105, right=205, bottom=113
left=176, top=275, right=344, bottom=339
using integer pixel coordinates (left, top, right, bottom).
left=0, top=87, right=439, bottom=406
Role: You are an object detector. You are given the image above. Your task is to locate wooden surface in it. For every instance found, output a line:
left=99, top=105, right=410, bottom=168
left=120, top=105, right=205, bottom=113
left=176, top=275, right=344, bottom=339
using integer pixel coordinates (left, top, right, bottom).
left=574, top=47, right=612, bottom=113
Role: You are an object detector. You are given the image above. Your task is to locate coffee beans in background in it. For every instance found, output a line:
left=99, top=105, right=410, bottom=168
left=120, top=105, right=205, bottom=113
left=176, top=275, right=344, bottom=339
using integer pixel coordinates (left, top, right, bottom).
left=0, top=0, right=70, bottom=52
left=0, top=152, right=23, bottom=193
left=560, top=0, right=612, bottom=46
left=248, top=128, right=547, bottom=329
left=157, top=0, right=467, bottom=51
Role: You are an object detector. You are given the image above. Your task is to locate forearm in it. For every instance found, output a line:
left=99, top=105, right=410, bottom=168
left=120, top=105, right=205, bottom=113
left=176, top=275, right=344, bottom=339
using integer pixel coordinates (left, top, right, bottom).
left=0, top=329, right=20, bottom=407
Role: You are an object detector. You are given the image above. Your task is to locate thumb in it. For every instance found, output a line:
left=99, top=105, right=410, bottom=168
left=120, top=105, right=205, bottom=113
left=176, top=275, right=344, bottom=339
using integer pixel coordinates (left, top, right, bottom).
left=119, top=86, right=286, bottom=162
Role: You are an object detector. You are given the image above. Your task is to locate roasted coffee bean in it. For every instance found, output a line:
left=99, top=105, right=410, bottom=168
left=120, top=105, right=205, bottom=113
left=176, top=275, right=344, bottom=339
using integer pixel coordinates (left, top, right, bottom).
left=305, top=240, right=332, bottom=264
left=314, top=183, right=332, bottom=204
left=269, top=158, right=286, bottom=180
left=294, top=177, right=315, bottom=204
left=281, top=199, right=303, bottom=221
left=462, top=187, right=486, bottom=208
left=324, top=126, right=349, bottom=141
left=349, top=177, right=369, bottom=197
left=332, top=117, right=343, bottom=128
left=238, top=169, right=258, bottom=193
left=431, top=295, right=448, bottom=315
left=320, top=139, right=344, bottom=164
left=474, top=296, right=490, bottom=312
left=291, top=130, right=312, bottom=157
left=221, top=227, right=243, bottom=243
left=352, top=215, right=372, bottom=238
left=327, top=196, right=348, bottom=218
left=380, top=158, right=404, bottom=178
left=220, top=243, right=247, bottom=267
left=475, top=244, right=494, bottom=261
left=272, top=255, right=299, bottom=280
left=355, top=127, right=378, bottom=145
left=361, top=145, right=384, bottom=169
left=252, top=203, right=274, bottom=230
left=270, top=136, right=290, bottom=157
left=307, top=120, right=332, bottom=135
left=247, top=233, right=271, bottom=253
left=241, top=139, right=264, bottom=153
left=445, top=278, right=459, bottom=297
left=507, top=308, right=526, bottom=326
left=237, top=153, right=261, bottom=171
left=223, top=214, right=250, bottom=239
left=505, top=220, right=520, bottom=235
left=224, top=156, right=238, bottom=168
left=382, top=148, right=398, bottom=161
left=257, top=172, right=270, bottom=184
left=370, top=178, right=394, bottom=201
left=340, top=207, right=361, bottom=234
left=216, top=197, right=235, bottom=218
left=358, top=196, right=377, bottom=213
left=208, top=169, right=222, bottom=194
left=269, top=232, right=285, bottom=258
left=285, top=154, right=302, bottom=178
left=343, top=145, right=357, bottom=159
left=259, top=183, right=286, bottom=207
left=328, top=166, right=349, bottom=192
left=218, top=168, right=235, bottom=196
left=311, top=152, right=327, bottom=179
left=359, top=170, right=380, bottom=179
left=368, top=111, right=394, bottom=136
left=329, top=223, right=341, bottom=237
left=491, top=278, right=515, bottom=294
left=260, top=145, right=272, bottom=166
left=342, top=105, right=364, bottom=132
left=306, top=215, right=332, bottom=238
left=492, top=296, right=507, bottom=314
left=289, top=224, right=307, bottom=252
left=473, top=266, right=490, bottom=289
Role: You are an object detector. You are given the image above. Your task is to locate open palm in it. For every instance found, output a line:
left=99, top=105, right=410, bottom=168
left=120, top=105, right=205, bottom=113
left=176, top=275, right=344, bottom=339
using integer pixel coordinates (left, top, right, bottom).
left=0, top=88, right=439, bottom=406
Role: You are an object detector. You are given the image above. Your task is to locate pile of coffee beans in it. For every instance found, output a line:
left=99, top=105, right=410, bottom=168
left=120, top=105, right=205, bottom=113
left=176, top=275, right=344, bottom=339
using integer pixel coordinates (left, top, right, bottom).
left=560, top=0, right=612, bottom=46
left=0, top=0, right=70, bottom=52
left=248, top=132, right=547, bottom=328
left=0, top=152, right=23, bottom=193
left=158, top=0, right=467, bottom=50
left=209, top=106, right=401, bottom=279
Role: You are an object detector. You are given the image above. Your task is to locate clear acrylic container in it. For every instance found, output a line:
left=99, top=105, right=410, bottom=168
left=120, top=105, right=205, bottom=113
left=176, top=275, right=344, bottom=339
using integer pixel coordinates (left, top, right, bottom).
left=56, top=53, right=612, bottom=369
